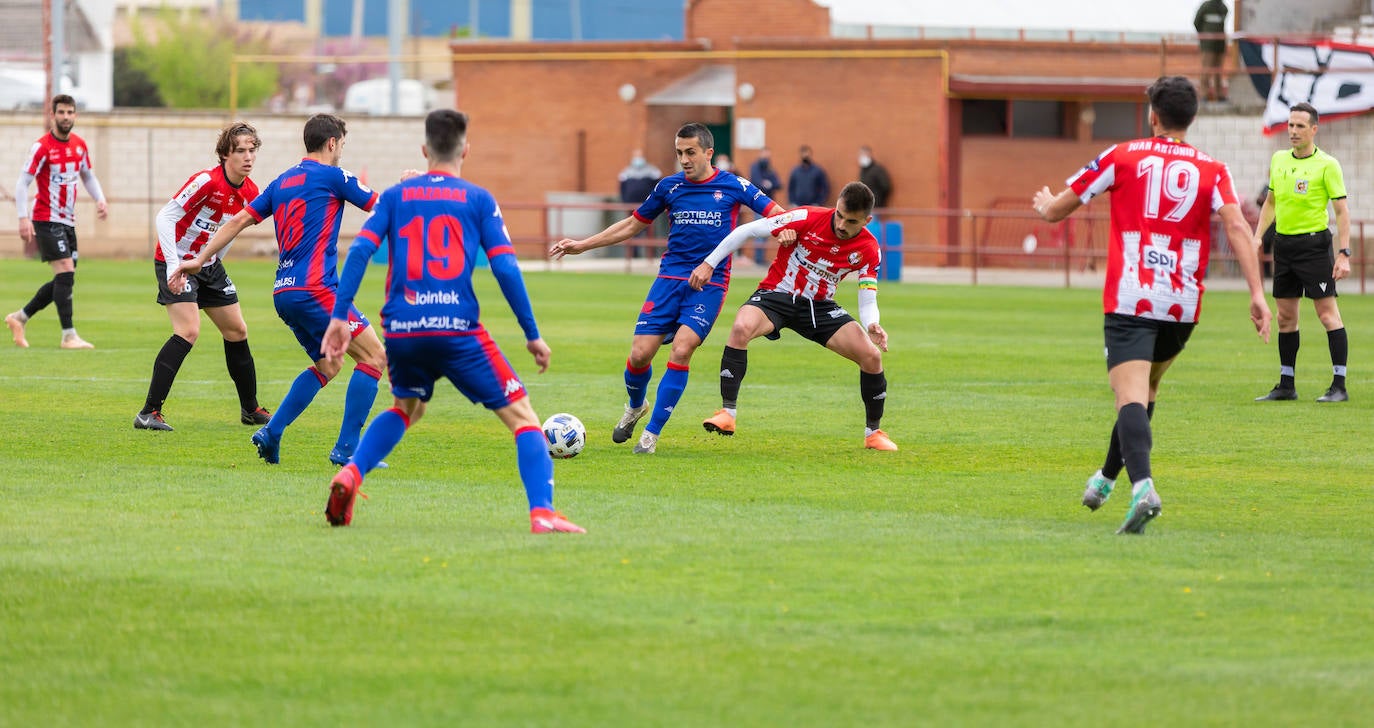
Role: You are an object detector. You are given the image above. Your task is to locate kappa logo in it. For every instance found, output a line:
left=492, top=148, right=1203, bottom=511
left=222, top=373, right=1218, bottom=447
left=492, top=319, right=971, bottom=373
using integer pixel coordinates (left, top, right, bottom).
left=503, top=378, right=523, bottom=395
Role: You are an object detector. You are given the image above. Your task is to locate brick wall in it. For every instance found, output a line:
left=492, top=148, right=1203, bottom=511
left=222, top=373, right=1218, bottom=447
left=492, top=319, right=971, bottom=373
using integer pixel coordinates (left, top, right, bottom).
left=685, top=0, right=830, bottom=49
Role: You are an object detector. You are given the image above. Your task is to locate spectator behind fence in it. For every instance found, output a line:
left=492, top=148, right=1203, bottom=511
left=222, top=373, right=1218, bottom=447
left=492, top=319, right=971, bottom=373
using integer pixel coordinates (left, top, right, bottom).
left=747, top=147, right=782, bottom=200
left=857, top=145, right=892, bottom=211
left=787, top=144, right=830, bottom=207
left=1194, top=0, right=1229, bottom=102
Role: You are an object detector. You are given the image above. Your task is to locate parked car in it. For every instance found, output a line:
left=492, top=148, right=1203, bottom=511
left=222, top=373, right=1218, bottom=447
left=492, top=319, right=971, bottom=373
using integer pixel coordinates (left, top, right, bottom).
left=342, top=78, right=437, bottom=116
left=0, top=67, right=84, bottom=110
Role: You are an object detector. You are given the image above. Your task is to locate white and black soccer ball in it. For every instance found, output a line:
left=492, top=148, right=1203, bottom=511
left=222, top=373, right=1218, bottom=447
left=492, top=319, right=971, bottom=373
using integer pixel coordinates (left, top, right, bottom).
left=542, top=412, right=586, bottom=459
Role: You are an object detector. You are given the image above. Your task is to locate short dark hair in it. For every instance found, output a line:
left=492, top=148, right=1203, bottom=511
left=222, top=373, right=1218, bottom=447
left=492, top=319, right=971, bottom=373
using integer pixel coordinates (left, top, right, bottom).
left=51, top=94, right=74, bottom=112
left=676, top=122, right=714, bottom=152
left=425, top=109, right=468, bottom=161
left=1290, top=102, right=1319, bottom=124
left=216, top=121, right=261, bottom=162
left=838, top=181, right=875, bottom=215
left=1146, top=76, right=1198, bottom=131
left=304, top=113, right=347, bottom=153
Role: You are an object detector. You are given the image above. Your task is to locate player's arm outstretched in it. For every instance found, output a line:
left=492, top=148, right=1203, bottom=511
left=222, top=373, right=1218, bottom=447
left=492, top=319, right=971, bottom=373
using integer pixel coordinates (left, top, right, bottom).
left=688, top=209, right=803, bottom=290
left=548, top=214, right=648, bottom=260
left=1032, top=185, right=1083, bottom=223
left=170, top=209, right=259, bottom=290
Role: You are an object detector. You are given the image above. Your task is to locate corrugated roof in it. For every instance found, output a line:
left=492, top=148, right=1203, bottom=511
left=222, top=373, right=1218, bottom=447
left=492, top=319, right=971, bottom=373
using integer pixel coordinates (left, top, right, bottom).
left=0, top=0, right=103, bottom=59
left=644, top=64, right=736, bottom=106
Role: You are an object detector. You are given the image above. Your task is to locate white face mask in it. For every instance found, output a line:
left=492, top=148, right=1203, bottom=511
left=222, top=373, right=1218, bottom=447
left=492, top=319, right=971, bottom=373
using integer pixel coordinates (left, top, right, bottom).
left=858, top=154, right=872, bottom=167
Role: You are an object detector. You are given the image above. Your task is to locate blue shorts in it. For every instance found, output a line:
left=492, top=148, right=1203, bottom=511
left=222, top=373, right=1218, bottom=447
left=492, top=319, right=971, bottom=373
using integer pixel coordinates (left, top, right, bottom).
left=274, top=288, right=370, bottom=362
left=384, top=328, right=527, bottom=409
left=635, top=277, right=726, bottom=342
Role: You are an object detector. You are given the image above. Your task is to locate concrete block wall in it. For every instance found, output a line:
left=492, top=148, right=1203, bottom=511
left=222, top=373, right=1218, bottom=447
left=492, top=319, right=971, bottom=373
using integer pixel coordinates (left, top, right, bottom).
left=1, top=111, right=428, bottom=258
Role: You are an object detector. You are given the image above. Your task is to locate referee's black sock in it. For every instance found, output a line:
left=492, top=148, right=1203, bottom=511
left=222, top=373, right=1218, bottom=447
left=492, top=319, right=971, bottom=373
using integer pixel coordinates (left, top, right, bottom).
left=1327, top=327, right=1348, bottom=389
left=1278, top=330, right=1299, bottom=389
left=224, top=338, right=260, bottom=412
left=1116, top=402, right=1152, bottom=485
left=143, top=335, right=193, bottom=414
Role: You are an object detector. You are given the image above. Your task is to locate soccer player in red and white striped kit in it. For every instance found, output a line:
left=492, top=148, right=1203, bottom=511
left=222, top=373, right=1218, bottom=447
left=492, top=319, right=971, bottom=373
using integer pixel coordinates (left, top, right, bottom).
left=7, top=94, right=108, bottom=349
left=1033, top=76, right=1271, bottom=534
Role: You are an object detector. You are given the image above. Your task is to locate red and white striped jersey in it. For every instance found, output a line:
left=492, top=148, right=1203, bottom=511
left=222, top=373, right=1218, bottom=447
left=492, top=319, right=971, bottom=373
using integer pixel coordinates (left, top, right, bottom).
left=1067, top=136, right=1238, bottom=323
left=758, top=206, right=881, bottom=301
left=20, top=132, right=95, bottom=226
left=155, top=164, right=259, bottom=265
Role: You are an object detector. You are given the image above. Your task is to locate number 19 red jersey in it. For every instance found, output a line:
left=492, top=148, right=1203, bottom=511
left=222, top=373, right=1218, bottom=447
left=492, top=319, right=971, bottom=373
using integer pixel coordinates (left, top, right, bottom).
left=1067, top=136, right=1239, bottom=323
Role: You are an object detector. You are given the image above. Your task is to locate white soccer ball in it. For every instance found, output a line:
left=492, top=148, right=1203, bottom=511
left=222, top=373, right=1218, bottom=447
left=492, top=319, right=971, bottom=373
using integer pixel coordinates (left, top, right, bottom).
left=541, top=412, right=586, bottom=459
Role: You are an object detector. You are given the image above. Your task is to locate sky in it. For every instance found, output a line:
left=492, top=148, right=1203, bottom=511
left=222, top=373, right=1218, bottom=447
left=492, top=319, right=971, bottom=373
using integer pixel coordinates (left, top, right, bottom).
left=813, top=0, right=1218, bottom=35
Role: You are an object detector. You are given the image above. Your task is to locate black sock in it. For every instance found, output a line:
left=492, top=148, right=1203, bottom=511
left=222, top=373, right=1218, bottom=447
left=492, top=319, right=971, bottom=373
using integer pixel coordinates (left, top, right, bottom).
left=1101, top=401, right=1153, bottom=480
left=224, top=338, right=260, bottom=412
left=22, top=280, right=54, bottom=319
left=1116, top=402, right=1153, bottom=484
left=143, top=335, right=193, bottom=414
left=1327, top=327, right=1348, bottom=389
left=719, top=346, right=748, bottom=409
left=860, top=370, right=887, bottom=431
left=52, top=271, right=75, bottom=329
left=1278, top=330, right=1299, bottom=388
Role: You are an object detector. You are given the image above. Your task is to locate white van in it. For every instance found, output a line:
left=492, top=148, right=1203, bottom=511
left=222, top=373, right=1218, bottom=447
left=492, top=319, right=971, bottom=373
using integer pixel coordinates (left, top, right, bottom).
left=342, top=78, right=433, bottom=116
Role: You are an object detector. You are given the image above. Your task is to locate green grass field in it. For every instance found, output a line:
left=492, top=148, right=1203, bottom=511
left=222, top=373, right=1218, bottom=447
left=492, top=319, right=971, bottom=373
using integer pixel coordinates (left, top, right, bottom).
left=1, top=258, right=1371, bottom=727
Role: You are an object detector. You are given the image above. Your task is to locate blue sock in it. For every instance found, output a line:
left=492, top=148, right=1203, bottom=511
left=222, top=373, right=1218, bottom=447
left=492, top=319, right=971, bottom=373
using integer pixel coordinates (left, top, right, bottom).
left=268, top=367, right=326, bottom=437
left=625, top=358, right=652, bottom=409
left=515, top=426, right=554, bottom=510
left=644, top=362, right=688, bottom=435
left=353, top=408, right=408, bottom=476
left=335, top=363, right=381, bottom=453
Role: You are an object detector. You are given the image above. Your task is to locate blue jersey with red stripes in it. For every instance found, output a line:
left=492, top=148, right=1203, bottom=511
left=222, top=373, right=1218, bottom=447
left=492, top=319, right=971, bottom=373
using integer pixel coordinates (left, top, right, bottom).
left=633, top=169, right=775, bottom=287
left=336, top=170, right=537, bottom=341
left=247, top=158, right=377, bottom=294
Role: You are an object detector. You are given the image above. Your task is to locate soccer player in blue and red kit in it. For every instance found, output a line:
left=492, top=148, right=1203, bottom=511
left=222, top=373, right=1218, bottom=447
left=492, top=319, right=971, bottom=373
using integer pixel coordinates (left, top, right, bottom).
left=549, top=123, right=783, bottom=454
left=321, top=109, right=584, bottom=534
left=177, top=114, right=386, bottom=467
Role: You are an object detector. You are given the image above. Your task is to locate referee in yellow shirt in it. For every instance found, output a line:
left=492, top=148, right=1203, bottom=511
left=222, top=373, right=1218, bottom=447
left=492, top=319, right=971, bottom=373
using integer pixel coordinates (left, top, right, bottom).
left=1254, top=102, right=1352, bottom=403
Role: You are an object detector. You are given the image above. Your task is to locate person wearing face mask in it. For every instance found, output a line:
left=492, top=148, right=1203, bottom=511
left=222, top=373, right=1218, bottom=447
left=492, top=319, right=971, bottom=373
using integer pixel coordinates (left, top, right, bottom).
left=618, top=149, right=661, bottom=206
left=714, top=153, right=733, bottom=172
left=858, top=145, right=892, bottom=211
left=747, top=147, right=782, bottom=199
left=787, top=144, right=830, bottom=208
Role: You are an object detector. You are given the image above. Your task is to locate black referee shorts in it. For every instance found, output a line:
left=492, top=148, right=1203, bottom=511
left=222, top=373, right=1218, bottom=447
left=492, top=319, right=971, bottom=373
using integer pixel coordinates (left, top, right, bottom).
left=1272, top=229, right=1337, bottom=300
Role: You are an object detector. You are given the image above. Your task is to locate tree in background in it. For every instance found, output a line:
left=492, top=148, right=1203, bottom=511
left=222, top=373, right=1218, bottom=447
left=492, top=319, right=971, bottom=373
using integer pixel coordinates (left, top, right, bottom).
left=112, top=47, right=164, bottom=108
left=126, top=7, right=278, bottom=109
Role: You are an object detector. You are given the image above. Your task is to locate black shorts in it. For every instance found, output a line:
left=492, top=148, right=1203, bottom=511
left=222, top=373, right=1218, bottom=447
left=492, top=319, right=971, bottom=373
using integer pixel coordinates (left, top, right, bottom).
left=34, top=221, right=78, bottom=263
left=154, top=259, right=241, bottom=308
left=1103, top=314, right=1196, bottom=370
left=743, top=289, right=855, bottom=346
left=1272, top=230, right=1337, bottom=300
